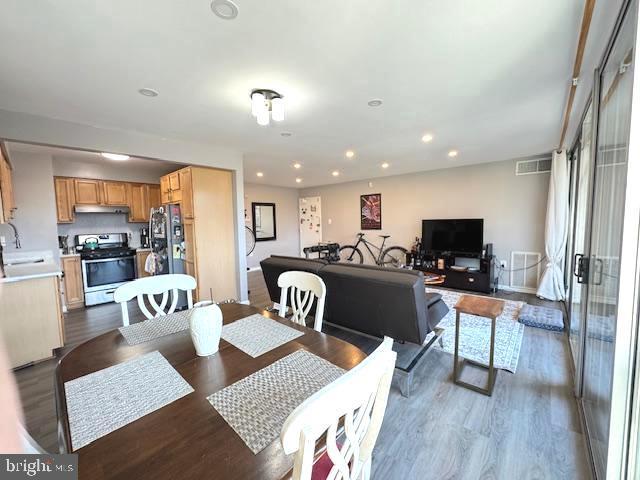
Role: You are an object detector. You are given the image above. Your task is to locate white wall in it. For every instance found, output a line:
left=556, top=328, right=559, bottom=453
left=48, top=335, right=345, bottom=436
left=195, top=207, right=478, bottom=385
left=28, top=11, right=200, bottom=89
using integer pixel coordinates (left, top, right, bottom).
left=0, top=109, right=248, bottom=300
left=244, top=183, right=300, bottom=269
left=1, top=151, right=59, bottom=261
left=52, top=157, right=178, bottom=183
left=299, top=158, right=549, bottom=280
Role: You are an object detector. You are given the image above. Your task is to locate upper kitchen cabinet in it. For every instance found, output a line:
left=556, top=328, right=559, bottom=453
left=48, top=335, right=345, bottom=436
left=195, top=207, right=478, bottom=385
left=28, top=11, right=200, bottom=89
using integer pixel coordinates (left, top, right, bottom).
left=160, top=171, right=184, bottom=204
left=54, top=177, right=75, bottom=223
left=127, top=183, right=148, bottom=222
left=74, top=179, right=102, bottom=205
left=179, top=169, right=194, bottom=218
left=102, top=181, right=128, bottom=206
left=0, top=146, right=16, bottom=223
left=148, top=184, right=161, bottom=210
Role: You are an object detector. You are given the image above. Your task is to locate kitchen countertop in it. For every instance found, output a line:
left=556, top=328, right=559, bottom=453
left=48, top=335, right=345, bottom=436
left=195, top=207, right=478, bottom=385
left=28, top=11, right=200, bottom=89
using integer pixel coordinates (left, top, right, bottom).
left=1, top=262, right=62, bottom=284
left=60, top=253, right=80, bottom=258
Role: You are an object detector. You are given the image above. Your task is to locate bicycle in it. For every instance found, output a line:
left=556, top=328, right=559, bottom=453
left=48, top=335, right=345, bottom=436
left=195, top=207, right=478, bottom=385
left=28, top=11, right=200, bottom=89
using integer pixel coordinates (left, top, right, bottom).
left=245, top=226, right=256, bottom=256
left=338, top=233, right=407, bottom=267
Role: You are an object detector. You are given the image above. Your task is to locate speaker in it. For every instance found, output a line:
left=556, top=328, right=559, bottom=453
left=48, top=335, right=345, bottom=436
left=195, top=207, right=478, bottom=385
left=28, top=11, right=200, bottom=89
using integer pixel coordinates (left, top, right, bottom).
left=483, top=243, right=493, bottom=258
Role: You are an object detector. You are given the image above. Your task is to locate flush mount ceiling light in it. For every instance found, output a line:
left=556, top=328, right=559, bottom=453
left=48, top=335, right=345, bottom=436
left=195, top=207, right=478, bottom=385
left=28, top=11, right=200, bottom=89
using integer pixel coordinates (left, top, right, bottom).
left=381, top=162, right=389, bottom=169
left=421, top=133, right=433, bottom=143
left=211, top=0, right=239, bottom=19
left=367, top=99, right=383, bottom=107
left=280, top=131, right=292, bottom=137
left=345, top=150, right=355, bottom=159
left=101, top=152, right=130, bottom=161
left=138, top=88, right=159, bottom=97
left=295, top=178, right=302, bottom=183
left=448, top=150, right=459, bottom=158
left=256, top=172, right=264, bottom=177
left=250, top=89, right=284, bottom=126
left=293, top=162, right=302, bottom=169
left=332, top=170, right=340, bottom=177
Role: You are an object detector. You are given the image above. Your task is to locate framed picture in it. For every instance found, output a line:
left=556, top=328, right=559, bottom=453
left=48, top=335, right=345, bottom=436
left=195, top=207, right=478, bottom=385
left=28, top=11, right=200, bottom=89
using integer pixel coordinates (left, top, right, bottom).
left=360, top=193, right=382, bottom=230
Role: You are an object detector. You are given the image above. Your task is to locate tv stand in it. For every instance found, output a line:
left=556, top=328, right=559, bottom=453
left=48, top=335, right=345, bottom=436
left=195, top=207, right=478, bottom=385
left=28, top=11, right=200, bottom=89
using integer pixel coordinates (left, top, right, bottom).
left=415, top=252, right=495, bottom=294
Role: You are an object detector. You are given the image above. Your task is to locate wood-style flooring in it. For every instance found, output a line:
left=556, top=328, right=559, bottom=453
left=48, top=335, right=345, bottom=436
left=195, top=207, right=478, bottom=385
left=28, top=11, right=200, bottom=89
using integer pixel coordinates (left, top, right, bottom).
left=14, top=270, right=591, bottom=479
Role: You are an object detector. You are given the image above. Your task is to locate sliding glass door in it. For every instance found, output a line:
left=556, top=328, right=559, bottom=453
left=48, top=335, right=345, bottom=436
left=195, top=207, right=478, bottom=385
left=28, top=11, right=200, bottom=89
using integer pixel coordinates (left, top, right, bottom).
left=581, top=6, right=635, bottom=477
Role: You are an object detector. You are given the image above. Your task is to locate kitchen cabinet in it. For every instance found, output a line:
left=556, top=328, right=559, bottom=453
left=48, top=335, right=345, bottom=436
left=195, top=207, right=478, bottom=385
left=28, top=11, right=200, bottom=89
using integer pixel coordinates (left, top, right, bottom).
left=160, top=171, right=183, bottom=203
left=128, top=183, right=148, bottom=222
left=74, top=179, right=102, bottom=205
left=61, top=256, right=84, bottom=310
left=136, top=251, right=151, bottom=278
left=160, top=175, right=171, bottom=204
left=54, top=177, right=75, bottom=223
left=102, top=181, right=128, bottom=205
left=148, top=184, right=161, bottom=210
left=162, top=167, right=237, bottom=301
left=0, top=146, right=16, bottom=223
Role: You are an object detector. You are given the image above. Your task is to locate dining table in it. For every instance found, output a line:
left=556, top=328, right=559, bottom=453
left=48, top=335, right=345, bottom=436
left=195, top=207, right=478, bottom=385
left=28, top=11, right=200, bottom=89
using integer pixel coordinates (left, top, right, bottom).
left=55, top=303, right=367, bottom=480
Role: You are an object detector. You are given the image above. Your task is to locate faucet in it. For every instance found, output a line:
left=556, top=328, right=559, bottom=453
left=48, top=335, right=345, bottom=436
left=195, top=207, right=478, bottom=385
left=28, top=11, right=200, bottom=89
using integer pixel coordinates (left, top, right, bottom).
left=6, top=222, right=21, bottom=249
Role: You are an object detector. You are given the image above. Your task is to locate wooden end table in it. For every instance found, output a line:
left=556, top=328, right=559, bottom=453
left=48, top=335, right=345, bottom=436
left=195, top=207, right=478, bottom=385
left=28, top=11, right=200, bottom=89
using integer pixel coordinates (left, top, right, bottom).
left=453, top=294, right=505, bottom=396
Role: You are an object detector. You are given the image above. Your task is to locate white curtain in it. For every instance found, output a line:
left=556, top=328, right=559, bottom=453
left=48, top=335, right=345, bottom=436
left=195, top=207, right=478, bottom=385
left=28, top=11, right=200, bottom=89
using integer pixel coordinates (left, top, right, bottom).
left=537, top=150, right=569, bottom=300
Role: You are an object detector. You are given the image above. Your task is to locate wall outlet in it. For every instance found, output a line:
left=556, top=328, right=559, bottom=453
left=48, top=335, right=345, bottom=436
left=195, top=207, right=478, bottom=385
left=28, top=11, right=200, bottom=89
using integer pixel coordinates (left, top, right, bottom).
left=500, top=260, right=507, bottom=269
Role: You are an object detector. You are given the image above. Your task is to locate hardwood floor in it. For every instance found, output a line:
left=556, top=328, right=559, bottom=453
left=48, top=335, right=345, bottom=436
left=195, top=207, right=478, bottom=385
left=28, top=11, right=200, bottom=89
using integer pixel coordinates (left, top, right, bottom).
left=14, top=270, right=591, bottom=479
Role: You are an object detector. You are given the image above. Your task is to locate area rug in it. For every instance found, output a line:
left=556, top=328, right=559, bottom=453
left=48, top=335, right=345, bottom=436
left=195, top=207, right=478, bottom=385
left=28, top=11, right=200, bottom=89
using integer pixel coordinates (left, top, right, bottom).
left=424, top=288, right=525, bottom=373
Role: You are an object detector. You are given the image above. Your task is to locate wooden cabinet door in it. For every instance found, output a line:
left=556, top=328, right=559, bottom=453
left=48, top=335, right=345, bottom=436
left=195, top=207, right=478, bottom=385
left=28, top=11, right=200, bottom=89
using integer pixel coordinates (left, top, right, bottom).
left=127, top=184, right=148, bottom=222
left=179, top=169, right=194, bottom=218
left=54, top=177, right=75, bottom=223
left=0, top=151, right=15, bottom=222
left=169, top=171, right=182, bottom=202
left=183, top=219, right=196, bottom=263
left=160, top=175, right=171, bottom=204
left=74, top=179, right=102, bottom=204
left=148, top=184, right=161, bottom=210
left=62, top=256, right=84, bottom=309
left=103, top=181, right=128, bottom=205
left=136, top=251, right=150, bottom=278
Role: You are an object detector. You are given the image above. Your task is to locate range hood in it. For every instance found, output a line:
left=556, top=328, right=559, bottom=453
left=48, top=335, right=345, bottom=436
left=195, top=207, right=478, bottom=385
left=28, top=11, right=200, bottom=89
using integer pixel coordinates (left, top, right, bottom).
left=74, top=205, right=130, bottom=214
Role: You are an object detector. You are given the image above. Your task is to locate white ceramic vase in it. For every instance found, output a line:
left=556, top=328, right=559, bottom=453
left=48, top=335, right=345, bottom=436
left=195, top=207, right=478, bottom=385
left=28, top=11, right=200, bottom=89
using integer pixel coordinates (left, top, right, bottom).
left=189, top=303, right=223, bottom=356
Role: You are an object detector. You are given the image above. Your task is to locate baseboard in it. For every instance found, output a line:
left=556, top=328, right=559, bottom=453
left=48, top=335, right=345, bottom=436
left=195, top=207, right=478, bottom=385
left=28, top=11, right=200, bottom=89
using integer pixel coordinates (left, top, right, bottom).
left=239, top=299, right=251, bottom=305
left=247, top=266, right=262, bottom=272
left=497, top=284, right=539, bottom=295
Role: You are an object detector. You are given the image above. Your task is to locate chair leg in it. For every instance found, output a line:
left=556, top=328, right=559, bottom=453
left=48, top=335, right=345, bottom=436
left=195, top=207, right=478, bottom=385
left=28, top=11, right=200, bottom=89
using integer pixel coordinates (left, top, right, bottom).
left=358, top=456, right=372, bottom=480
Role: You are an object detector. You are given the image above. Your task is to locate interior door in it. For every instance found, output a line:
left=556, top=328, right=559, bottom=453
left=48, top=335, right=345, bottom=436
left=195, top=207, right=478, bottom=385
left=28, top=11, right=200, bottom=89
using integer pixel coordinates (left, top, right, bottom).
left=582, top=9, right=635, bottom=477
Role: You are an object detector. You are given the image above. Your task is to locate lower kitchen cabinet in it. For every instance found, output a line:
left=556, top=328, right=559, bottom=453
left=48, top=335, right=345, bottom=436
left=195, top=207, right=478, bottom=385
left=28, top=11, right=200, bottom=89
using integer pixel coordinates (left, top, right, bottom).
left=61, top=256, right=84, bottom=309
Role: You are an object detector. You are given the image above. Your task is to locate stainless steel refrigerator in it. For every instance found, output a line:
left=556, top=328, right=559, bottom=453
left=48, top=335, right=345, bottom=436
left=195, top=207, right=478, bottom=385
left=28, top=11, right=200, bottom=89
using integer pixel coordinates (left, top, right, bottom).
left=149, top=204, right=188, bottom=309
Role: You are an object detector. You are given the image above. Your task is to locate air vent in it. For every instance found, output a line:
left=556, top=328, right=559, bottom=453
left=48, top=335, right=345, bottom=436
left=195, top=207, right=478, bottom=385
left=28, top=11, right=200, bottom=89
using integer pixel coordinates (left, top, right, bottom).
left=515, top=158, right=552, bottom=176
left=510, top=251, right=542, bottom=290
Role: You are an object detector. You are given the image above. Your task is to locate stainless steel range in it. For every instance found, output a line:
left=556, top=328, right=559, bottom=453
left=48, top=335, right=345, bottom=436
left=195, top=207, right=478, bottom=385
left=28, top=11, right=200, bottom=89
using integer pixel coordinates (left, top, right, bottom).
left=76, top=233, right=137, bottom=306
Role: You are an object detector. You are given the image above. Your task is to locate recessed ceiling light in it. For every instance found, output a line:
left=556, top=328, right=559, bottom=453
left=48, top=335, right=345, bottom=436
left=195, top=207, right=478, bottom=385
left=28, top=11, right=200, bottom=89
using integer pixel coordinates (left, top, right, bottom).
left=332, top=170, right=340, bottom=177
left=211, top=0, right=239, bottom=19
left=295, top=178, right=302, bottom=183
left=281, top=131, right=293, bottom=137
left=293, top=162, right=302, bottom=169
left=381, top=162, right=389, bottom=169
left=256, top=172, right=264, bottom=177
left=138, top=88, right=159, bottom=97
left=368, top=99, right=383, bottom=107
left=422, top=133, right=433, bottom=143
left=448, top=150, right=458, bottom=158
left=101, top=153, right=130, bottom=161
left=345, top=150, right=355, bottom=159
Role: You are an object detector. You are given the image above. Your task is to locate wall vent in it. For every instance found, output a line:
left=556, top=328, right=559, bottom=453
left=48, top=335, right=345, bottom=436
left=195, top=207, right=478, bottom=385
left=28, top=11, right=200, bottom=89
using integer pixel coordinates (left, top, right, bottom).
left=510, top=251, right=542, bottom=290
left=515, top=158, right=552, bottom=176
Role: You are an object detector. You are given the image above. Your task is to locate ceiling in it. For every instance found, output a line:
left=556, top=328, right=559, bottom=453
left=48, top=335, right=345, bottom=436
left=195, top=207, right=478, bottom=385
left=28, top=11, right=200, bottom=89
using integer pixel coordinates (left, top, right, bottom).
left=0, top=0, right=620, bottom=187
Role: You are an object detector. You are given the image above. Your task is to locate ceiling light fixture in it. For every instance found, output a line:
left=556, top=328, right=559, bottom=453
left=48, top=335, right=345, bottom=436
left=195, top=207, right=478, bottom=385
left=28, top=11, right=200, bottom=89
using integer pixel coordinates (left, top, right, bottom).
left=210, top=0, right=239, bottom=19
left=332, top=170, right=340, bottom=177
left=101, top=153, right=130, bottom=161
left=138, top=88, right=159, bottom=97
left=293, top=162, right=301, bottom=169
left=448, top=150, right=458, bottom=158
left=422, top=133, right=433, bottom=143
left=381, top=162, right=389, bottom=169
left=367, top=99, right=383, bottom=107
left=280, top=131, right=292, bottom=137
left=295, top=178, right=302, bottom=183
left=345, top=150, right=355, bottom=159
left=256, top=172, right=264, bottom=177
left=250, top=89, right=284, bottom=126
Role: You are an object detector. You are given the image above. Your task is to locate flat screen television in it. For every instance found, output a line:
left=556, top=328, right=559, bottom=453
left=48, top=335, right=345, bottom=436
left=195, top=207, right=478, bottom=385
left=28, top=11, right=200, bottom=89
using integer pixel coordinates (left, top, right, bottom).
left=422, top=219, right=483, bottom=254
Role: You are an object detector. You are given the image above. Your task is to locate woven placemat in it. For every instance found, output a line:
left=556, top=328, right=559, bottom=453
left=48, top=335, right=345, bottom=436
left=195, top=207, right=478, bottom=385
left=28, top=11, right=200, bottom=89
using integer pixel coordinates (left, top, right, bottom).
left=208, top=349, right=344, bottom=453
left=221, top=314, right=304, bottom=357
left=118, top=309, right=192, bottom=345
left=64, top=350, right=194, bottom=450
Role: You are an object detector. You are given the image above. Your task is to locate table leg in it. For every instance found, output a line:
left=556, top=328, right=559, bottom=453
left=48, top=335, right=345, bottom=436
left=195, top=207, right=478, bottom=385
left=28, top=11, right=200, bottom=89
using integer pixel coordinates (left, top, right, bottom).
left=488, top=315, right=496, bottom=395
left=454, top=308, right=460, bottom=381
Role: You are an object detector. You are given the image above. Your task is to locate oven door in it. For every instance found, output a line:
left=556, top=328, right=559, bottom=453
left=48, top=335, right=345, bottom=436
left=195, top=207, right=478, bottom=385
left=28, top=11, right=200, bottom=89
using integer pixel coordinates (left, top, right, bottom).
left=82, top=256, right=136, bottom=293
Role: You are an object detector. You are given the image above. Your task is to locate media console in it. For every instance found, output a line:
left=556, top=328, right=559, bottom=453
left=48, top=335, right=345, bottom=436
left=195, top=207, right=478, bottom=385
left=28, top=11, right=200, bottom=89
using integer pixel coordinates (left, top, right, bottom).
left=414, top=253, right=495, bottom=294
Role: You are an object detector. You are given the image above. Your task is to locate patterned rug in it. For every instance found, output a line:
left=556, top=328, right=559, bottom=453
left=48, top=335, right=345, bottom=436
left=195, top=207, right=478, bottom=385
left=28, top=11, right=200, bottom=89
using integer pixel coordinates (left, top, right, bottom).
left=424, top=288, right=525, bottom=373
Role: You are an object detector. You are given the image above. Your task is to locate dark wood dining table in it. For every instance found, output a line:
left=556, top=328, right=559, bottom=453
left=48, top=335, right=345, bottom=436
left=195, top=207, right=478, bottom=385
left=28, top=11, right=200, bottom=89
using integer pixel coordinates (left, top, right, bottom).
left=55, top=303, right=366, bottom=480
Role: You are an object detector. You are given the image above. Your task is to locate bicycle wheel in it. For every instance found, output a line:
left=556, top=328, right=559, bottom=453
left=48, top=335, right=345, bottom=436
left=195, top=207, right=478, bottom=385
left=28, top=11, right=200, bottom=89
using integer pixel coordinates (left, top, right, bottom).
left=380, top=246, right=408, bottom=268
left=339, top=245, right=364, bottom=264
left=245, top=226, right=256, bottom=256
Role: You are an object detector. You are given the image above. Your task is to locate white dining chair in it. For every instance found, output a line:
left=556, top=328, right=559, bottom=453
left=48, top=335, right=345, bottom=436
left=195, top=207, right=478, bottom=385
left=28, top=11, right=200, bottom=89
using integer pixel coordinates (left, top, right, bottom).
left=19, top=423, right=46, bottom=454
left=280, top=337, right=396, bottom=480
left=277, top=271, right=327, bottom=332
left=113, top=274, right=196, bottom=326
